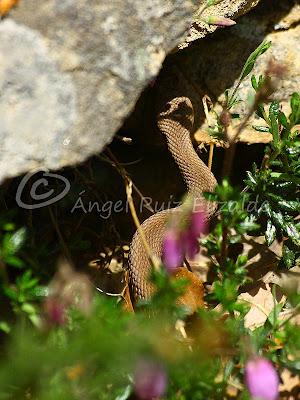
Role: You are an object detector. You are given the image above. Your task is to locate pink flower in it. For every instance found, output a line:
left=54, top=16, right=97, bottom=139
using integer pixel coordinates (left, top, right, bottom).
left=205, top=16, right=236, bottom=27
left=184, top=210, right=207, bottom=258
left=245, top=357, right=279, bottom=400
left=134, top=360, right=167, bottom=400
left=162, top=230, right=183, bottom=272
left=44, top=297, right=66, bottom=326
left=162, top=209, right=207, bottom=272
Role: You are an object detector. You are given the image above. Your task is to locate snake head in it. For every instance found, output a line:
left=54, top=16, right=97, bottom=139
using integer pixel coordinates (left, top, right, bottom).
left=158, top=97, right=194, bottom=128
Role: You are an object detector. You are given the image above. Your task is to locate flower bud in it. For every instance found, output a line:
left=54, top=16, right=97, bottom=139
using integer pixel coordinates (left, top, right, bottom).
left=44, top=297, right=66, bottom=326
left=134, top=360, right=167, bottom=400
left=205, top=16, right=236, bottom=27
left=245, top=357, right=279, bottom=400
left=162, top=230, right=183, bottom=272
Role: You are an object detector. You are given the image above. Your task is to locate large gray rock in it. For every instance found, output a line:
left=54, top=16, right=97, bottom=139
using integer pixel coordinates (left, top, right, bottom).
left=180, top=0, right=261, bottom=48
left=0, top=0, right=198, bottom=182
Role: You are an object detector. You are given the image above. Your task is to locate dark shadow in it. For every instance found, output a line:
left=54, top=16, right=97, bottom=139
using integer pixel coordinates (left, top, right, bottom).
left=117, top=0, right=297, bottom=186
left=0, top=0, right=297, bottom=278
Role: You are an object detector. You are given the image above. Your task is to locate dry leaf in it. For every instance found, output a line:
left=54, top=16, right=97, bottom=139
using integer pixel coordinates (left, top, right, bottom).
left=238, top=129, right=273, bottom=144
left=121, top=271, right=134, bottom=313
left=194, top=121, right=272, bottom=147
left=242, top=235, right=281, bottom=283
left=279, top=369, right=300, bottom=399
left=275, top=266, right=300, bottom=295
left=239, top=282, right=285, bottom=329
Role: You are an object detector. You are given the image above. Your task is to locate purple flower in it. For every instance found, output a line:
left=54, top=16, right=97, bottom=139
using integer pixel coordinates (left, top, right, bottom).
left=162, top=209, right=207, bottom=271
left=44, top=297, right=66, bottom=326
left=245, top=357, right=279, bottom=400
left=184, top=210, right=207, bottom=258
left=134, top=361, right=167, bottom=400
left=162, top=230, right=183, bottom=272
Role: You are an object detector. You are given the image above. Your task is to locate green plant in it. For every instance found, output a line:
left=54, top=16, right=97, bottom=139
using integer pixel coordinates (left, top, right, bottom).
left=245, top=91, right=300, bottom=268
left=0, top=223, right=44, bottom=331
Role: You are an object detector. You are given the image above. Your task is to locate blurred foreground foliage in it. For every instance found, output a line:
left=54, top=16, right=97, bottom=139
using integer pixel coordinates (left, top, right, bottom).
left=0, top=40, right=299, bottom=400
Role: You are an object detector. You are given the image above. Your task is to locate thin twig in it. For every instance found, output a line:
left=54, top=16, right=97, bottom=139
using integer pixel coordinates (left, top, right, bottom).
left=126, top=180, right=160, bottom=270
left=208, top=144, right=214, bottom=171
left=277, top=302, right=300, bottom=330
left=202, top=95, right=215, bottom=172
left=105, top=148, right=160, bottom=269
left=220, top=226, right=228, bottom=267
left=105, top=149, right=155, bottom=213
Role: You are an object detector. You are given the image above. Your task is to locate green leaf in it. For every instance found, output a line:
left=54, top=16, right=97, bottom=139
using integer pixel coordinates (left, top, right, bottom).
left=252, top=125, right=270, bottom=132
left=285, top=222, right=300, bottom=245
left=251, top=75, right=258, bottom=91
left=2, top=223, right=15, bottom=232
left=21, top=303, right=37, bottom=315
left=2, top=227, right=27, bottom=256
left=245, top=171, right=257, bottom=187
left=270, top=172, right=300, bottom=185
left=213, top=279, right=238, bottom=309
left=265, top=220, right=276, bottom=246
left=282, top=244, right=296, bottom=269
left=267, top=303, right=283, bottom=327
left=290, top=92, right=300, bottom=126
left=28, top=314, right=41, bottom=328
left=278, top=200, right=300, bottom=213
left=240, top=41, right=272, bottom=81
left=256, top=104, right=266, bottom=119
left=271, top=210, right=285, bottom=230
left=4, top=255, right=25, bottom=269
left=239, top=217, right=260, bottom=232
left=3, top=287, right=18, bottom=301
left=116, top=385, right=132, bottom=400
left=270, top=112, right=280, bottom=149
left=260, top=201, right=272, bottom=218
left=271, top=211, right=300, bottom=245
left=269, top=101, right=280, bottom=119
left=278, top=111, right=289, bottom=129
left=0, top=321, right=11, bottom=334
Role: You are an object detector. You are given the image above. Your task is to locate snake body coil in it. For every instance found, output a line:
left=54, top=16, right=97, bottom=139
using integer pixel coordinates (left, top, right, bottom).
left=128, top=97, right=217, bottom=301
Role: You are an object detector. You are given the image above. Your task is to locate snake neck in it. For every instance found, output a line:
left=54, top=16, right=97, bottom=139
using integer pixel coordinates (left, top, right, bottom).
left=158, top=119, right=217, bottom=203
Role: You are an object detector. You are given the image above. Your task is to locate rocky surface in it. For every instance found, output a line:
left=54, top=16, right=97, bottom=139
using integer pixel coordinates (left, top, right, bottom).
left=0, top=0, right=198, bottom=182
left=180, top=0, right=261, bottom=48
left=181, top=0, right=300, bottom=144
left=0, top=0, right=278, bottom=183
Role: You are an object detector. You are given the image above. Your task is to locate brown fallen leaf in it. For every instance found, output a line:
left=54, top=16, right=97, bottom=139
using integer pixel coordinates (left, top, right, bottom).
left=275, top=266, right=300, bottom=295
left=239, top=282, right=285, bottom=329
left=279, top=369, right=300, bottom=400
left=0, top=0, right=19, bottom=16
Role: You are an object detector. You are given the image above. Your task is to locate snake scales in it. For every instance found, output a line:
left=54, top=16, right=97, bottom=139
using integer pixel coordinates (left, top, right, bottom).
left=128, top=95, right=217, bottom=301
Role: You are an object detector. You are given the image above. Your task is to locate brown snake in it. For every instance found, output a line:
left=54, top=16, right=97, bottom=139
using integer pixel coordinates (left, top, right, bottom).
left=128, top=96, right=217, bottom=301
